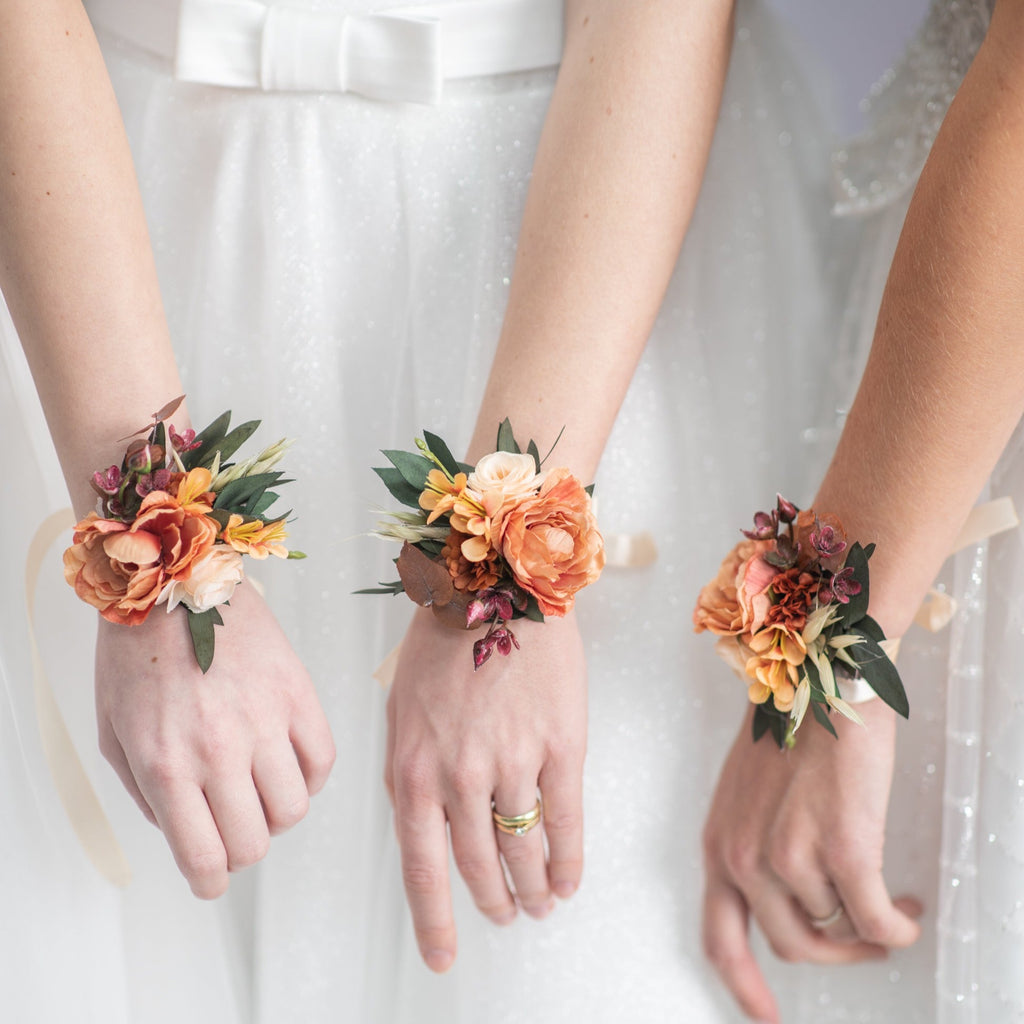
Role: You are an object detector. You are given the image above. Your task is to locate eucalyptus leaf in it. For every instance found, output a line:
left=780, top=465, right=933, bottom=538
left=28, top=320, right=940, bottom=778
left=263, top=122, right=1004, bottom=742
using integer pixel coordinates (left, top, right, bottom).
left=839, top=542, right=870, bottom=627
left=527, top=440, right=541, bottom=474
left=520, top=595, right=545, bottom=622
left=752, top=707, right=771, bottom=744
left=374, top=466, right=423, bottom=509
left=850, top=633, right=909, bottom=718
left=354, top=581, right=406, bottom=596
left=212, top=420, right=260, bottom=464
left=810, top=699, right=838, bottom=739
left=187, top=608, right=219, bottom=674
left=495, top=418, right=520, bottom=454
left=422, top=431, right=461, bottom=477
left=856, top=613, right=886, bottom=644
left=382, top=449, right=435, bottom=490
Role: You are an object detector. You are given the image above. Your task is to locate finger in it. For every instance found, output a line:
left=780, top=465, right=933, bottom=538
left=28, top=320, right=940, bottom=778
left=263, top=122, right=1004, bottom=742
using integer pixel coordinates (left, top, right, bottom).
left=833, top=868, right=922, bottom=948
left=289, top=688, right=336, bottom=796
left=747, top=880, right=888, bottom=966
left=492, top=777, right=552, bottom=919
left=768, top=848, right=857, bottom=941
left=98, top=721, right=158, bottom=826
left=447, top=787, right=517, bottom=925
left=702, top=876, right=779, bottom=1024
left=538, top=753, right=584, bottom=900
left=394, top=777, right=457, bottom=972
left=203, top=770, right=271, bottom=872
left=135, top=771, right=229, bottom=898
left=252, top=740, right=310, bottom=836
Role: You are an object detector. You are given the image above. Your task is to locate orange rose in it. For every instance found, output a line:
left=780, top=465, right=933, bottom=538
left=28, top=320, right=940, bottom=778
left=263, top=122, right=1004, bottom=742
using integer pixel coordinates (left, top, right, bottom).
left=499, top=467, right=603, bottom=616
left=63, top=489, right=218, bottom=625
left=693, top=539, right=773, bottom=636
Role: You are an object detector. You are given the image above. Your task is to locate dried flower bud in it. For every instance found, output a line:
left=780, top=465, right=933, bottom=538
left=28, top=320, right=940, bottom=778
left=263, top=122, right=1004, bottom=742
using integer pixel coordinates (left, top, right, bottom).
left=91, top=465, right=122, bottom=497
left=742, top=510, right=778, bottom=541
left=776, top=494, right=799, bottom=524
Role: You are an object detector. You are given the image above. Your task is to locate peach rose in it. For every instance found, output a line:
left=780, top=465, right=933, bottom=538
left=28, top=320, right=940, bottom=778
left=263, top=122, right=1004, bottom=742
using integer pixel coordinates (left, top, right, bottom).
left=499, top=467, right=603, bottom=616
left=63, top=490, right=218, bottom=625
left=692, top=539, right=773, bottom=636
left=158, top=546, right=245, bottom=613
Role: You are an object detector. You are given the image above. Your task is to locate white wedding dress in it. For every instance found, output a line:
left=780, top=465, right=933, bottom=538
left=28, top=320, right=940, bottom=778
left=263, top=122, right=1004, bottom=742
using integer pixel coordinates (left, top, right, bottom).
left=0, top=1, right=840, bottom=1020
left=770, top=1, right=1024, bottom=1021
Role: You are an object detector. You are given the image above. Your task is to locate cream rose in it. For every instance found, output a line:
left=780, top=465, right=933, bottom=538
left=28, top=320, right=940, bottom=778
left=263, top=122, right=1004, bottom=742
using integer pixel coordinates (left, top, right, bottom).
left=467, top=451, right=544, bottom=507
left=157, top=546, right=245, bottom=614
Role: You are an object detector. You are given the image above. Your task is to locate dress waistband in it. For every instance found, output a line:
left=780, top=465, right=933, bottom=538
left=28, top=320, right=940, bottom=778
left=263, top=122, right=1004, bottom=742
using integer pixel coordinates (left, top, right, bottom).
left=85, top=0, right=564, bottom=104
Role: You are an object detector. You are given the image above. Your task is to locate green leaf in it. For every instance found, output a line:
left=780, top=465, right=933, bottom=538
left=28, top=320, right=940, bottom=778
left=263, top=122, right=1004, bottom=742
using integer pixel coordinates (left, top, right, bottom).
left=187, top=608, right=221, bottom=674
left=810, top=699, right=838, bottom=739
left=205, top=508, right=233, bottom=530
left=382, top=449, right=435, bottom=490
left=768, top=711, right=787, bottom=749
left=286, top=549, right=306, bottom=560
left=519, top=594, right=545, bottom=622
left=850, top=632, right=909, bottom=718
left=856, top=613, right=886, bottom=644
left=839, top=542, right=870, bottom=628
left=752, top=707, right=771, bottom=744
left=526, top=440, right=541, bottom=474
left=495, top=418, right=520, bottom=454
left=189, top=411, right=233, bottom=469
left=354, top=580, right=406, bottom=596
left=585, top=483, right=595, bottom=497
left=248, top=491, right=281, bottom=518
left=213, top=472, right=285, bottom=511
left=422, top=431, right=461, bottom=478
left=418, top=539, right=445, bottom=558
left=373, top=466, right=423, bottom=509
left=862, top=542, right=876, bottom=560
left=153, top=421, right=167, bottom=456
left=212, top=420, right=260, bottom=464
left=803, top=654, right=822, bottom=691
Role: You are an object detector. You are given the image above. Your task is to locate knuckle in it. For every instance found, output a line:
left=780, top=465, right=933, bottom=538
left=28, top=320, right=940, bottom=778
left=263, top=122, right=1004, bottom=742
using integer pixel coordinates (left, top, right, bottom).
left=767, top=936, right=803, bottom=964
left=454, top=855, right=494, bottom=886
left=765, top=839, right=804, bottom=885
left=543, top=810, right=581, bottom=836
left=703, top=933, right=744, bottom=975
left=395, top=753, right=435, bottom=805
left=855, top=912, right=895, bottom=945
left=402, top=860, right=444, bottom=898
left=307, top=740, right=337, bottom=790
left=498, top=840, right=535, bottom=868
left=268, top=792, right=310, bottom=832
left=184, top=849, right=228, bottom=899
left=228, top=834, right=271, bottom=870
left=448, top=759, right=486, bottom=801
left=721, top=840, right=760, bottom=885
left=494, top=754, right=528, bottom=786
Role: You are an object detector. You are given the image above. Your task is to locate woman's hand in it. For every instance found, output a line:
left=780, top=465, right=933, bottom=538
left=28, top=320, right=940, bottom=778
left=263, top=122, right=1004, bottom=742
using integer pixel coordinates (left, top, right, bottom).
left=385, top=607, right=587, bottom=972
left=94, top=582, right=335, bottom=898
left=702, top=702, right=922, bottom=1023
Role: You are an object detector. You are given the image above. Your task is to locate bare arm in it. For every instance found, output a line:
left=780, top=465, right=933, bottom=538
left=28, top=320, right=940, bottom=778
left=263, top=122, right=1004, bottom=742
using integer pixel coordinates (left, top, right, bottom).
left=387, top=0, right=736, bottom=972
left=703, top=3, right=1024, bottom=1019
left=0, top=0, right=333, bottom=895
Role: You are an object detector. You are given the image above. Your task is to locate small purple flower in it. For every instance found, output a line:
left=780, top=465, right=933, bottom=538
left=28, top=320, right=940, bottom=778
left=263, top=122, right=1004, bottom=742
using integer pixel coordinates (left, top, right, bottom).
left=466, top=582, right=526, bottom=629
left=765, top=534, right=800, bottom=569
left=91, top=465, right=122, bottom=497
left=810, top=523, right=846, bottom=560
left=819, top=565, right=861, bottom=605
left=169, top=425, right=202, bottom=454
left=742, top=509, right=778, bottom=541
left=776, top=494, right=799, bottom=524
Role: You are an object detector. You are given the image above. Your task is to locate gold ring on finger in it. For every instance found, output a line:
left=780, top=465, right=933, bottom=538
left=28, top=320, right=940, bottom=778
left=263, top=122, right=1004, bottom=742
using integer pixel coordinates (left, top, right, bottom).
left=492, top=799, right=542, bottom=837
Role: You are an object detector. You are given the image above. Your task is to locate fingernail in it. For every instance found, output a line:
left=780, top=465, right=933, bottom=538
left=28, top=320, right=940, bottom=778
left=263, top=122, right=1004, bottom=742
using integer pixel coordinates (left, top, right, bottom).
left=424, top=949, right=454, bottom=973
left=553, top=880, right=577, bottom=899
left=493, top=910, right=517, bottom=926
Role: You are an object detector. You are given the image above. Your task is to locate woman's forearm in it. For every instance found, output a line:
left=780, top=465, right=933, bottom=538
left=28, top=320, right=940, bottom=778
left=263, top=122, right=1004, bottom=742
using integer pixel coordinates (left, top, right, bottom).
left=0, top=0, right=185, bottom=515
left=467, top=0, right=735, bottom=475
left=814, top=0, right=1024, bottom=638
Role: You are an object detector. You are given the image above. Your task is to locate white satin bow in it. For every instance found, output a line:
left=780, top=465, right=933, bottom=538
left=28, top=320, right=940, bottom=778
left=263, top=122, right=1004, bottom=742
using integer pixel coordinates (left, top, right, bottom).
left=175, top=0, right=563, bottom=103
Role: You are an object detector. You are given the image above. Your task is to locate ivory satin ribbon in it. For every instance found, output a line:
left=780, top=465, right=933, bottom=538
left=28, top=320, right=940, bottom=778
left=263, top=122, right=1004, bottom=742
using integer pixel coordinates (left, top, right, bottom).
left=25, top=511, right=131, bottom=887
left=28, top=498, right=1022, bottom=879
left=86, top=0, right=564, bottom=104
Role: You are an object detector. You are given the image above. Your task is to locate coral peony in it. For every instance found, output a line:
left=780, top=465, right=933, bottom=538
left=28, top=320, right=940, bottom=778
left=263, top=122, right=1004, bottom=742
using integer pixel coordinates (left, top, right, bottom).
left=499, top=468, right=603, bottom=616
left=692, top=539, right=773, bottom=636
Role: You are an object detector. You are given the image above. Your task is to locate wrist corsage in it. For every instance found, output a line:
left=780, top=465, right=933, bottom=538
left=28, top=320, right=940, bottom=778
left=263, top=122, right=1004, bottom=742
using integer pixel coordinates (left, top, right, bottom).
left=693, top=495, right=908, bottom=748
left=63, top=396, right=303, bottom=672
left=362, top=420, right=604, bottom=669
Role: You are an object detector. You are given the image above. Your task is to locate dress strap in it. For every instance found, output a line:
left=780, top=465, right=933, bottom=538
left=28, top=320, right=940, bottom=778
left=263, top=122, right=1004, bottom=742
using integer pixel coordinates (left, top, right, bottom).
left=85, top=0, right=564, bottom=104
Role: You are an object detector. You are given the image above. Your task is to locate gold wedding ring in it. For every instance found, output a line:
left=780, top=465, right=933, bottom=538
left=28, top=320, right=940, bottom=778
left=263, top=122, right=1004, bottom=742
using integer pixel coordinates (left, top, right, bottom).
left=809, top=904, right=845, bottom=929
left=492, top=799, right=542, bottom=837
